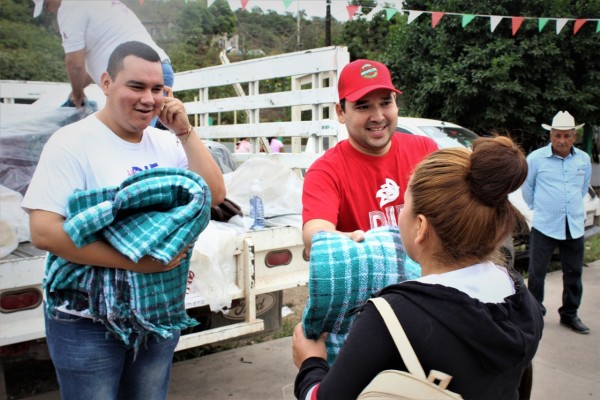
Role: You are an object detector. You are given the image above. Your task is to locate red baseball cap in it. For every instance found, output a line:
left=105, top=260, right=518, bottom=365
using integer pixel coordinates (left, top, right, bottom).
left=338, top=59, right=402, bottom=102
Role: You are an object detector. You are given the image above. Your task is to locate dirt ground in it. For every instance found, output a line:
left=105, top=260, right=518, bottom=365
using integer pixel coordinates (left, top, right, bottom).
left=2, top=286, right=309, bottom=400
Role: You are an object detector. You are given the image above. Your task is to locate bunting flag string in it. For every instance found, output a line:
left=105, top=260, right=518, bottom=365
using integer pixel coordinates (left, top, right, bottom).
left=178, top=0, right=600, bottom=36
left=361, top=7, right=599, bottom=36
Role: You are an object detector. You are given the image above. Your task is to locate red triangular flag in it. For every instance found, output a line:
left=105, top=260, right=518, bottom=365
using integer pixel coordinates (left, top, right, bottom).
left=241, top=0, right=249, bottom=10
left=431, top=12, right=445, bottom=28
left=512, top=16, right=525, bottom=36
left=346, top=5, right=359, bottom=20
left=574, top=19, right=587, bottom=35
left=138, top=0, right=144, bottom=4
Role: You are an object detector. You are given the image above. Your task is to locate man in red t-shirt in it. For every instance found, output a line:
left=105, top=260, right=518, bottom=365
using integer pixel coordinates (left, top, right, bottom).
left=302, top=59, right=438, bottom=255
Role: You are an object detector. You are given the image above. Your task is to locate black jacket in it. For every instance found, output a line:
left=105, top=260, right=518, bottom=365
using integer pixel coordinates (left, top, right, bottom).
left=295, top=273, right=544, bottom=400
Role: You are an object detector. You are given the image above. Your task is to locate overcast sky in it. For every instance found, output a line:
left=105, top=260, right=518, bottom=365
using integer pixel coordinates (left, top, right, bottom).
left=225, top=0, right=393, bottom=21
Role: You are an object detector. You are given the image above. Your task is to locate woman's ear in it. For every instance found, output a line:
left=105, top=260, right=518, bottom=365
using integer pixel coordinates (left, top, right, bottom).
left=414, top=214, right=429, bottom=245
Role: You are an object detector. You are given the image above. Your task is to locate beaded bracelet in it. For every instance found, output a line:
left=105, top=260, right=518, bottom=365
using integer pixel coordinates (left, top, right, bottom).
left=175, top=125, right=193, bottom=144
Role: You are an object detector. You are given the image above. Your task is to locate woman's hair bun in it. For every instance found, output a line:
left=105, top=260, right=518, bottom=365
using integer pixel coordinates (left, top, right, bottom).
left=467, top=136, right=527, bottom=207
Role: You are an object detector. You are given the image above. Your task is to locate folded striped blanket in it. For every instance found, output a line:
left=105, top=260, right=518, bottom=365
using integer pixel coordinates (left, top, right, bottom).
left=44, top=167, right=211, bottom=348
left=302, top=226, right=420, bottom=364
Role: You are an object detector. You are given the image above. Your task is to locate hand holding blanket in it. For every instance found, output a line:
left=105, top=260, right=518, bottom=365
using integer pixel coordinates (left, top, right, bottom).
left=302, top=226, right=421, bottom=364
left=44, top=167, right=211, bottom=349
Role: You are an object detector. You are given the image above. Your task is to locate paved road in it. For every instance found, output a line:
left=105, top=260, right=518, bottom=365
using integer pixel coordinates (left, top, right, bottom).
left=25, top=260, right=600, bottom=400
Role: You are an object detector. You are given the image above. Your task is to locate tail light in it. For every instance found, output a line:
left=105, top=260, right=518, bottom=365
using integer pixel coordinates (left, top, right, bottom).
left=265, top=250, right=292, bottom=267
left=0, top=289, right=43, bottom=313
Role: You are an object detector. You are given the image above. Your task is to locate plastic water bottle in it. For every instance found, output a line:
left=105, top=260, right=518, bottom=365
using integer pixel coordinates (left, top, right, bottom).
left=250, top=179, right=265, bottom=230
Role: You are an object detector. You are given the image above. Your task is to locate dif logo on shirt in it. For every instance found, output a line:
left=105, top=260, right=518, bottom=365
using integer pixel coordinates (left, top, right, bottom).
left=128, top=163, right=158, bottom=176
left=369, top=205, right=403, bottom=229
left=370, top=177, right=402, bottom=228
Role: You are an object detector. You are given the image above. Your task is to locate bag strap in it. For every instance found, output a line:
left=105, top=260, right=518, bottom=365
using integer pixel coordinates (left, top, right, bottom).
left=368, top=297, right=427, bottom=379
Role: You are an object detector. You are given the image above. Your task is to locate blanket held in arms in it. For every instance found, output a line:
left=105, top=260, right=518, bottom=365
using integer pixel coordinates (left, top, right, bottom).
left=302, top=226, right=420, bottom=364
left=43, top=167, right=211, bottom=347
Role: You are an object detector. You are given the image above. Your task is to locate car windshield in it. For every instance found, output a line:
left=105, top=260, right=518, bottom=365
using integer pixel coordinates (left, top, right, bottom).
left=418, top=126, right=479, bottom=149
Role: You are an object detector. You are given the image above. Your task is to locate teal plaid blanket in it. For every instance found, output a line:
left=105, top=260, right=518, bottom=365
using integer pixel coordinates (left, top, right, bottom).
left=302, top=226, right=421, bottom=364
left=44, top=167, right=211, bottom=348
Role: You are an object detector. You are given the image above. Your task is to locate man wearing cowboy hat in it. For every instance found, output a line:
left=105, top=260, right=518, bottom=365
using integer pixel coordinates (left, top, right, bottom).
left=522, top=111, right=592, bottom=334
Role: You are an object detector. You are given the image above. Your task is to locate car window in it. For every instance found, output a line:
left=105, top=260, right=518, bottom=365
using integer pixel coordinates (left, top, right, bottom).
left=419, top=126, right=479, bottom=149
left=395, top=127, right=413, bottom=134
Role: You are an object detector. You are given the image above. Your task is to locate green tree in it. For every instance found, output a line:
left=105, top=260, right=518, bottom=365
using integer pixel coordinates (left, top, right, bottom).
left=124, top=0, right=185, bottom=45
left=382, top=0, right=600, bottom=151
left=0, top=0, right=345, bottom=84
left=235, top=7, right=299, bottom=54
left=340, top=0, right=397, bottom=60
left=170, top=0, right=235, bottom=69
left=0, top=0, right=65, bottom=81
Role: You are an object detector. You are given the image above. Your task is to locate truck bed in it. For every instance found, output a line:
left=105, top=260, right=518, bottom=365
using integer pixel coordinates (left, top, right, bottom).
left=0, top=243, right=46, bottom=346
left=0, top=225, right=309, bottom=349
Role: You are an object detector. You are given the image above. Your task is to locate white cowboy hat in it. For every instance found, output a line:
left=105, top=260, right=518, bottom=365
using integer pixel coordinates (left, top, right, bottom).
left=32, top=0, right=44, bottom=17
left=541, top=111, right=585, bottom=131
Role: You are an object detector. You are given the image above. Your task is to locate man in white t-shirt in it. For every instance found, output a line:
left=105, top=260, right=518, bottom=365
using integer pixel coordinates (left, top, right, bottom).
left=32, top=0, right=173, bottom=123
left=22, top=41, right=225, bottom=400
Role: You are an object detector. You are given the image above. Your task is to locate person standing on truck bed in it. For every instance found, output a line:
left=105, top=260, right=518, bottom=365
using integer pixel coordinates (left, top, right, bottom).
left=22, top=41, right=225, bottom=400
left=522, top=110, right=592, bottom=334
left=32, top=0, right=172, bottom=127
left=301, top=59, right=438, bottom=256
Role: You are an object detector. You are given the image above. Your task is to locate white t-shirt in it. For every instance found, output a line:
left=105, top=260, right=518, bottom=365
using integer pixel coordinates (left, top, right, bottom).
left=58, top=0, right=170, bottom=85
left=415, top=261, right=515, bottom=303
left=22, top=114, right=187, bottom=216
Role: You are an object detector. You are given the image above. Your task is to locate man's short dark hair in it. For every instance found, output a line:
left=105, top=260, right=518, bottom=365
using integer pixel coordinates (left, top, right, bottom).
left=106, top=41, right=161, bottom=79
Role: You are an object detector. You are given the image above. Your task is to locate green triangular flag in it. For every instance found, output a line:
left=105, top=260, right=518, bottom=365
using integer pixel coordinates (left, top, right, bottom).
left=462, top=14, right=476, bottom=28
left=283, top=0, right=293, bottom=9
left=385, top=8, right=396, bottom=21
left=539, top=18, right=549, bottom=32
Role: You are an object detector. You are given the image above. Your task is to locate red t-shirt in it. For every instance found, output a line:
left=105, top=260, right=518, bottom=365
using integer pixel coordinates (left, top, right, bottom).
left=302, top=133, right=438, bottom=232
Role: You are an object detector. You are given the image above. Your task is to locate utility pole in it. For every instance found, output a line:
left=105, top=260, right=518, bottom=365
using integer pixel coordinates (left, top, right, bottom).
left=296, top=0, right=301, bottom=50
left=325, top=0, right=331, bottom=46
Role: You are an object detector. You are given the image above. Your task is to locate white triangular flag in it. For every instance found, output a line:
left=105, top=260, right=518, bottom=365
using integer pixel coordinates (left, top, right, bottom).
left=407, top=10, right=423, bottom=24
left=556, top=18, right=568, bottom=34
left=490, top=15, right=503, bottom=32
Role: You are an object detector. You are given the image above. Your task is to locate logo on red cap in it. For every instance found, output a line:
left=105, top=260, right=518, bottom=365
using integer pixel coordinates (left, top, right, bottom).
left=360, top=64, right=379, bottom=79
